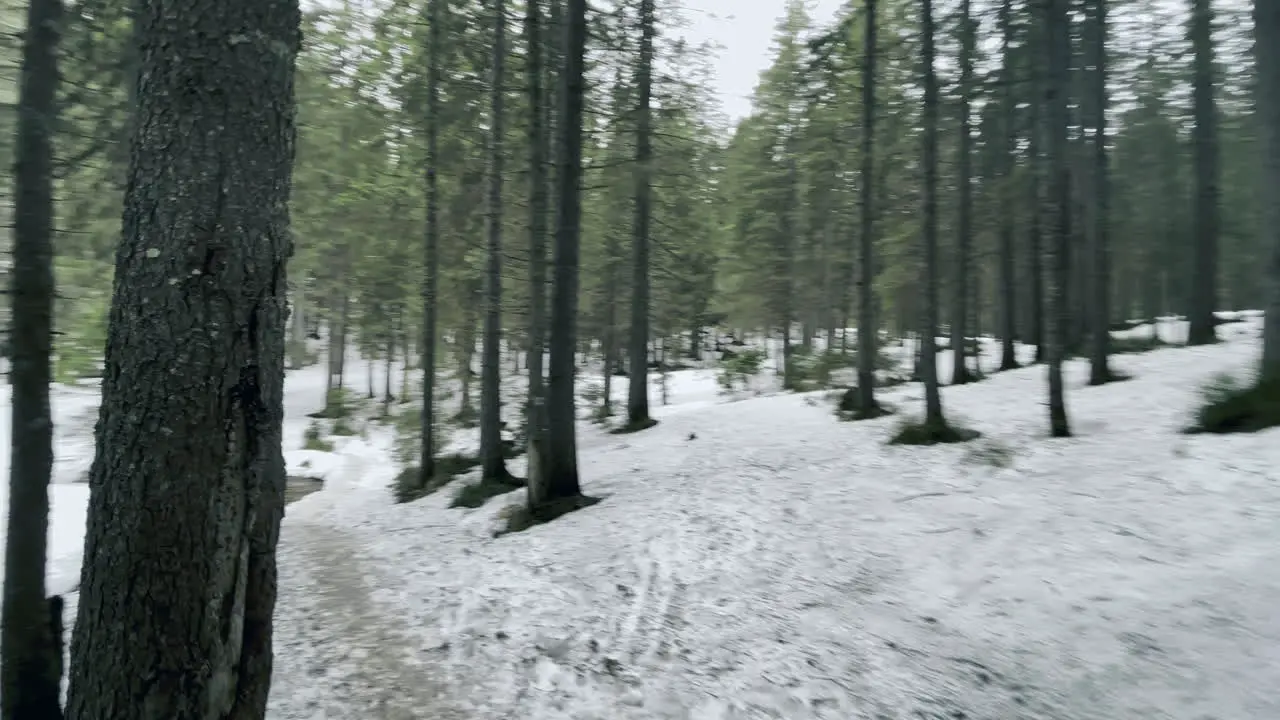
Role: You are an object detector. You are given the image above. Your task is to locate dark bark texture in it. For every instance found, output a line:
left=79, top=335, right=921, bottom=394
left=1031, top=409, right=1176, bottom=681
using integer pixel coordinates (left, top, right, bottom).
left=64, top=0, right=300, bottom=717
left=533, top=0, right=587, bottom=506
left=524, top=0, right=549, bottom=484
left=2, top=0, right=65, bottom=716
left=920, top=0, right=945, bottom=428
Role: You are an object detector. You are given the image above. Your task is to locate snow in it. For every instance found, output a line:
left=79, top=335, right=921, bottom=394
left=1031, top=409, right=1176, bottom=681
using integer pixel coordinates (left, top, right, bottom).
left=3, top=318, right=1279, bottom=717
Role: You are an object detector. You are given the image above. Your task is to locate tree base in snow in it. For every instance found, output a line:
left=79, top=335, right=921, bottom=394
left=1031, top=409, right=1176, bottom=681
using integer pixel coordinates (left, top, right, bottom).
left=1087, top=368, right=1132, bottom=387
left=610, top=416, right=658, bottom=434
left=391, top=453, right=484, bottom=504
left=496, top=494, right=602, bottom=537
left=888, top=418, right=980, bottom=445
left=450, top=475, right=525, bottom=509
left=834, top=387, right=893, bottom=421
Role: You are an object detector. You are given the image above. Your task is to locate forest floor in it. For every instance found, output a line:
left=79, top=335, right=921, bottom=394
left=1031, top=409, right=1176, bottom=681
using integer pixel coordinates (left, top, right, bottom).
left=0, top=314, right=1275, bottom=718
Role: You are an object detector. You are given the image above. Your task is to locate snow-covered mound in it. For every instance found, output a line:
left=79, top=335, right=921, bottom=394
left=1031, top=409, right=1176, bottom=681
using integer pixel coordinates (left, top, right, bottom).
left=269, top=323, right=1279, bottom=719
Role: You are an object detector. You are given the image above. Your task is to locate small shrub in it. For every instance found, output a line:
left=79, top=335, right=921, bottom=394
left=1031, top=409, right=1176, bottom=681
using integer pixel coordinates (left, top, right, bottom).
left=303, top=421, right=334, bottom=452
left=717, top=347, right=767, bottom=393
left=888, top=416, right=980, bottom=445
left=390, top=452, right=482, bottom=504
left=331, top=416, right=358, bottom=436
left=309, top=387, right=354, bottom=419
left=787, top=348, right=854, bottom=391
left=1188, top=371, right=1280, bottom=434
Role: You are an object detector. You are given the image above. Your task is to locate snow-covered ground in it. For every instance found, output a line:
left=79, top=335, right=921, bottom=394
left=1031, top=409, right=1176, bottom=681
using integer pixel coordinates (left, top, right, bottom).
left=4, top=315, right=1278, bottom=718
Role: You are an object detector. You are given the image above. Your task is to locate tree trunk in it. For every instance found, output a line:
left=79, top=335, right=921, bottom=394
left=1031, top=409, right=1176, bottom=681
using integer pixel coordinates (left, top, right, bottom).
left=1187, top=0, right=1219, bottom=345
left=856, top=0, right=879, bottom=414
left=65, top=0, right=300, bottom=716
left=1087, top=0, right=1113, bottom=384
left=532, top=0, right=588, bottom=508
left=2, top=0, right=65, bottom=715
left=1046, top=0, right=1072, bottom=436
left=997, top=0, right=1018, bottom=371
left=1259, top=0, right=1280, bottom=376
left=524, top=0, right=550, bottom=484
left=479, top=0, right=512, bottom=481
left=1028, top=34, right=1046, bottom=363
left=419, top=0, right=444, bottom=485
left=951, top=0, right=975, bottom=386
left=626, top=0, right=656, bottom=430
left=920, top=0, right=946, bottom=429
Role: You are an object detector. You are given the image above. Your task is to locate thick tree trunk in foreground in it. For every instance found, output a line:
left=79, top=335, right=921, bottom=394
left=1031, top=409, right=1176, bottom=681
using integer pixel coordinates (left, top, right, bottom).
left=533, top=0, right=588, bottom=507
left=951, top=0, right=975, bottom=386
left=65, top=1, right=300, bottom=717
left=2, top=0, right=65, bottom=716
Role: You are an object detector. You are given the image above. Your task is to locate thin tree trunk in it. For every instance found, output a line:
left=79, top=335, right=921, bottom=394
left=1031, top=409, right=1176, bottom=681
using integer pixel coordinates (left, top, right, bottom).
left=1029, top=38, right=1046, bottom=363
left=480, top=0, right=512, bottom=481
left=65, top=0, right=299, bottom=715
left=997, top=0, right=1018, bottom=371
left=1259, top=0, right=1280, bottom=376
left=2, top=0, right=65, bottom=714
left=856, top=0, right=880, bottom=415
left=1187, top=0, right=1219, bottom=345
left=1046, top=0, right=1072, bottom=436
left=626, top=0, right=656, bottom=430
left=921, top=0, right=946, bottom=429
left=1088, top=0, right=1113, bottom=384
left=419, top=0, right=444, bottom=485
left=951, top=0, right=975, bottom=386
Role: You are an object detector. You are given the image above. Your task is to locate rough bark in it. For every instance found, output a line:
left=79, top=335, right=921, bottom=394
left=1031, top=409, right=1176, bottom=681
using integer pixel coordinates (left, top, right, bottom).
left=2, top=0, right=65, bottom=715
left=64, top=0, right=300, bottom=717
left=532, top=0, right=587, bottom=507
left=626, top=0, right=656, bottom=430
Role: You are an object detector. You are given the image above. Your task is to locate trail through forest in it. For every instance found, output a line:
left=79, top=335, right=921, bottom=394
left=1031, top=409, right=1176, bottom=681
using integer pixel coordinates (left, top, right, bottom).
left=271, top=452, right=470, bottom=720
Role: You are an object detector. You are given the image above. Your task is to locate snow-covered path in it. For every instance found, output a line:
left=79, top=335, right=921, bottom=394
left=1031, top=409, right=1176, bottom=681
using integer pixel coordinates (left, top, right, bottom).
left=268, top=324, right=1280, bottom=719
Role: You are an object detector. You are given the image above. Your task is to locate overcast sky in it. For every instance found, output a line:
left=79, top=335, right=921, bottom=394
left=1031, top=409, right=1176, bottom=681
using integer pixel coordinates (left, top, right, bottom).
left=678, top=0, right=846, bottom=122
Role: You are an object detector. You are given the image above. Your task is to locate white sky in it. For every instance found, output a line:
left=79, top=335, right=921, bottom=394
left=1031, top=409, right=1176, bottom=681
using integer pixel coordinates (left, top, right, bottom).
left=678, top=0, right=846, bottom=121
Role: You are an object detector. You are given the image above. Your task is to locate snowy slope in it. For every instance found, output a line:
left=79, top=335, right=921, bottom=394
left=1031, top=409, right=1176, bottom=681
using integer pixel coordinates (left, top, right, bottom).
left=267, top=319, right=1279, bottom=719
left=1, top=318, right=1275, bottom=717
